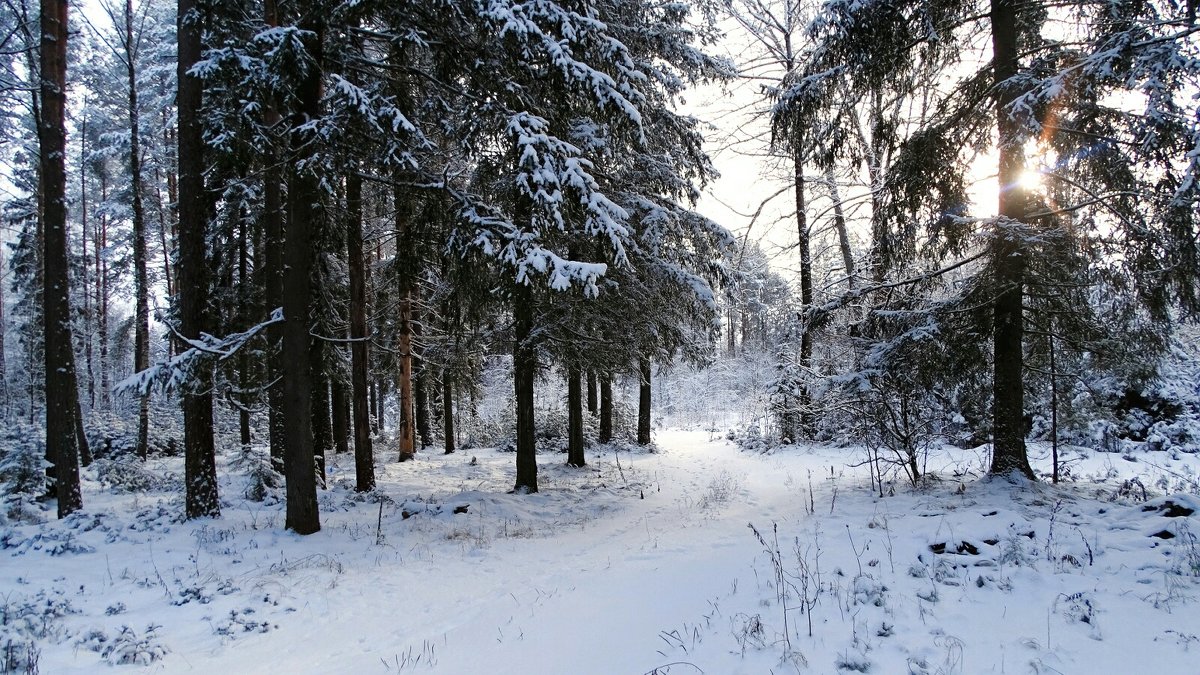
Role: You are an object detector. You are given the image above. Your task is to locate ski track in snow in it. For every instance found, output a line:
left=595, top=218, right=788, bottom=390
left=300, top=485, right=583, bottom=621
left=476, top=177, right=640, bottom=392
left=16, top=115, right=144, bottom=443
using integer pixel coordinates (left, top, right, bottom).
left=3, top=430, right=1200, bottom=674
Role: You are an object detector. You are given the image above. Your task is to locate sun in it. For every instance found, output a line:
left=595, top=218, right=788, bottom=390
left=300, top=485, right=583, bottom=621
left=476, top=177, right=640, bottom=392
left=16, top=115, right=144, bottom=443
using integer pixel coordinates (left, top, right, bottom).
left=1018, top=169, right=1044, bottom=192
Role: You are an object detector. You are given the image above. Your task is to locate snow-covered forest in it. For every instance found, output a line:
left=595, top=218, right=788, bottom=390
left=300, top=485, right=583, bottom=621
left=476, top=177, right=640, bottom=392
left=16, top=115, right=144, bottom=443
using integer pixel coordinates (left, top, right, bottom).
left=1, top=0, right=1198, bottom=672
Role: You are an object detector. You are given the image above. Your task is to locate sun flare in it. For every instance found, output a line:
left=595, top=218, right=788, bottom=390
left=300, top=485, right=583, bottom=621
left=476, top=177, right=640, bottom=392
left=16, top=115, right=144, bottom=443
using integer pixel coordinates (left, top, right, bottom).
left=1018, top=169, right=1044, bottom=192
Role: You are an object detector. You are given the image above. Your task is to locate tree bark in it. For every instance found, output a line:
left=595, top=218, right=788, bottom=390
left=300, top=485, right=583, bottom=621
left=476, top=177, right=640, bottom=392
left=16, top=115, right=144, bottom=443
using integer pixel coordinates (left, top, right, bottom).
left=1049, top=328, right=1058, bottom=484
left=177, top=0, right=219, bottom=518
left=988, top=0, right=1036, bottom=479
left=39, top=0, right=82, bottom=517
left=237, top=203, right=252, bottom=453
left=794, top=150, right=814, bottom=438
left=567, top=365, right=585, bottom=466
left=79, top=116, right=93, bottom=412
left=414, top=301, right=431, bottom=449
left=262, top=0, right=286, bottom=474
left=599, top=373, right=613, bottom=443
left=124, top=0, right=151, bottom=460
left=442, top=374, right=455, bottom=455
left=637, top=357, right=652, bottom=445
left=97, top=174, right=110, bottom=411
left=513, top=283, right=538, bottom=493
left=586, top=369, right=597, bottom=416
left=826, top=167, right=856, bottom=292
left=415, top=359, right=430, bottom=449
left=0, top=244, right=7, bottom=413
left=311, top=351, right=332, bottom=486
left=332, top=373, right=350, bottom=457
left=396, top=286, right=415, bottom=461
left=346, top=170, right=374, bottom=489
left=280, top=14, right=323, bottom=534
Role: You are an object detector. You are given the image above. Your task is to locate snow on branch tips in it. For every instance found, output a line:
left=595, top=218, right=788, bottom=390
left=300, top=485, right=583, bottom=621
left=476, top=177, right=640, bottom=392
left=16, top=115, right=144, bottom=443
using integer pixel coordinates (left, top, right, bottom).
left=508, top=112, right=630, bottom=258
left=116, top=309, right=284, bottom=397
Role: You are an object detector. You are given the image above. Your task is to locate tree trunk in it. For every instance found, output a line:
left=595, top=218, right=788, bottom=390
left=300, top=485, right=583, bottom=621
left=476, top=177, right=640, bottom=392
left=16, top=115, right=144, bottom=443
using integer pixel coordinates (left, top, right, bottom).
left=124, top=0, right=151, bottom=460
left=311, top=347, right=332, bottom=486
left=396, top=287, right=415, bottom=461
left=237, top=204, right=252, bottom=453
left=263, top=0, right=286, bottom=474
left=0, top=244, right=7, bottom=414
left=97, top=175, right=110, bottom=411
left=414, top=302, right=431, bottom=449
left=513, top=283, right=538, bottom=493
left=988, top=0, right=1035, bottom=480
left=442, top=374, right=455, bottom=455
left=865, top=91, right=890, bottom=284
left=826, top=167, right=856, bottom=292
left=347, top=167, right=374, bottom=490
left=371, top=379, right=380, bottom=434
left=74, top=394, right=90, bottom=467
left=727, top=304, right=737, bottom=355
left=280, top=14, right=323, bottom=534
left=40, top=0, right=82, bottom=518
left=567, top=365, right=585, bottom=466
left=637, top=357, right=652, bottom=445
left=599, top=373, right=613, bottom=443
left=794, top=150, right=814, bottom=437
left=586, top=370, right=597, bottom=416
left=332, top=374, right=350, bottom=457
left=79, top=117, right=94, bottom=412
left=1049, top=327, right=1058, bottom=484
left=415, top=360, right=430, bottom=449
left=177, top=0, right=219, bottom=519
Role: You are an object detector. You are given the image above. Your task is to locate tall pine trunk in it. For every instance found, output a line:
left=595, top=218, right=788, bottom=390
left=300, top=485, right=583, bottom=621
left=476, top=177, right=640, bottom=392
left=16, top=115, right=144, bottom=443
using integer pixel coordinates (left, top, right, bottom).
left=177, top=0, right=219, bottom=518
left=125, top=0, right=151, bottom=460
left=794, top=150, right=814, bottom=438
left=79, top=117, right=93, bottom=411
left=396, top=286, right=415, bottom=461
left=262, top=0, right=286, bottom=474
left=826, top=167, right=855, bottom=292
left=512, top=283, right=538, bottom=493
left=442, top=374, right=455, bottom=455
left=332, top=376, right=350, bottom=456
left=280, top=14, right=323, bottom=533
left=567, top=365, right=584, bottom=466
left=40, top=0, right=83, bottom=517
left=599, top=373, right=613, bottom=443
left=346, top=169, right=374, bottom=490
left=637, top=357, right=652, bottom=446
left=97, top=175, right=110, bottom=411
left=413, top=300, right=430, bottom=449
left=586, top=370, right=597, bottom=416
left=988, top=0, right=1035, bottom=479
left=311, top=370, right=331, bottom=486
left=237, top=208, right=252, bottom=452
left=0, top=244, right=7, bottom=414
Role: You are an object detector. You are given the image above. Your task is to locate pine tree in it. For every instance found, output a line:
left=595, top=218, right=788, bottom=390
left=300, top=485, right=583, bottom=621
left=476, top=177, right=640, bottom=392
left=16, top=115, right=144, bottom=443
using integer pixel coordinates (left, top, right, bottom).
left=176, top=0, right=219, bottom=518
left=39, top=0, right=84, bottom=517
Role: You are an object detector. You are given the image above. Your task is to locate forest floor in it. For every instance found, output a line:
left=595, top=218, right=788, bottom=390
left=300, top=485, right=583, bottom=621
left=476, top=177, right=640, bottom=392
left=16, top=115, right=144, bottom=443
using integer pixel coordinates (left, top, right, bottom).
left=3, top=429, right=1200, bottom=674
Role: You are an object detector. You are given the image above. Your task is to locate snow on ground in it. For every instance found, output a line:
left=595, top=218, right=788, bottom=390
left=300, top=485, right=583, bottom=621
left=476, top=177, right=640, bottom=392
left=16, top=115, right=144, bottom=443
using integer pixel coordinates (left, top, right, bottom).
left=3, top=430, right=1199, bottom=674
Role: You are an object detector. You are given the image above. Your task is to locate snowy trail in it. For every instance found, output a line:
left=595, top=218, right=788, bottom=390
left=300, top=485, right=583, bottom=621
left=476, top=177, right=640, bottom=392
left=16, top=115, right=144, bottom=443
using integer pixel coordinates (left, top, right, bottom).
left=193, top=430, right=784, bottom=675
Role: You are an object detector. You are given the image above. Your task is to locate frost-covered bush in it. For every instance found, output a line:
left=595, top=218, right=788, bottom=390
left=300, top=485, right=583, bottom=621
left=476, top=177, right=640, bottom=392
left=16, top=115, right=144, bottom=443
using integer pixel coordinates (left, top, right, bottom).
left=85, top=408, right=182, bottom=459
left=229, top=444, right=281, bottom=502
left=729, top=424, right=774, bottom=453
left=1, top=589, right=77, bottom=671
left=80, top=624, right=169, bottom=666
left=0, top=422, right=48, bottom=526
left=92, top=458, right=180, bottom=493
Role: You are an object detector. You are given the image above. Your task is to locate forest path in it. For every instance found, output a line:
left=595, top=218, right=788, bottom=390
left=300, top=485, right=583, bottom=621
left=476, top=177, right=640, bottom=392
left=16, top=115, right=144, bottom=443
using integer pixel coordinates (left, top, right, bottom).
left=192, top=430, right=805, bottom=675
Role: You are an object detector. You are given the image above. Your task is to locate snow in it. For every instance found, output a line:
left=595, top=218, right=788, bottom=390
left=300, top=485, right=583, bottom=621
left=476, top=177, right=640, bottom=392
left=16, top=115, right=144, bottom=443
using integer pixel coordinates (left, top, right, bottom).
left=3, top=430, right=1199, bottom=673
